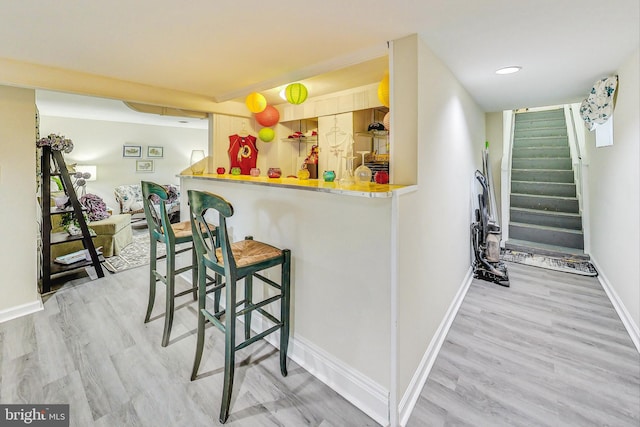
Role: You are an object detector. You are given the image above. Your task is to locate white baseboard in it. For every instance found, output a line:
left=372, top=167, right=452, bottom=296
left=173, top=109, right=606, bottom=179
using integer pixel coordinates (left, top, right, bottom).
left=202, top=292, right=390, bottom=426
left=0, top=298, right=43, bottom=324
left=263, top=332, right=389, bottom=426
left=590, top=257, right=640, bottom=353
left=398, top=267, right=474, bottom=426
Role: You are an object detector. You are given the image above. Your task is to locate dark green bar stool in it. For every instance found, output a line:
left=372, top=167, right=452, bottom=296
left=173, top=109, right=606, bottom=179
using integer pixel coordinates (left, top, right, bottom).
left=142, top=181, right=201, bottom=347
left=187, top=189, right=291, bottom=424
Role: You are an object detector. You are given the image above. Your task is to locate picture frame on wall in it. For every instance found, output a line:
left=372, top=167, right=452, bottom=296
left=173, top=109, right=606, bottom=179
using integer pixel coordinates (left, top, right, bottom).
left=136, top=159, right=154, bottom=172
left=123, top=145, right=142, bottom=158
left=147, top=146, right=164, bottom=158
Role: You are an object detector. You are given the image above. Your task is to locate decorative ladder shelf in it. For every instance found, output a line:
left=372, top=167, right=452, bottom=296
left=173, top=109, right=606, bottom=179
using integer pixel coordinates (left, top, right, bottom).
left=40, top=146, right=104, bottom=294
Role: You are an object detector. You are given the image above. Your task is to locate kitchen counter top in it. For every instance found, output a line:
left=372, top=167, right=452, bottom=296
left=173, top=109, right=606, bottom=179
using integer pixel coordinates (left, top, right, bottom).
left=180, top=172, right=411, bottom=198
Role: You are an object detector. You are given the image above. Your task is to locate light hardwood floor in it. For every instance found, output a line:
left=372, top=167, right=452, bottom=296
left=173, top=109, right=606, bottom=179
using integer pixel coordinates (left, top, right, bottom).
left=408, top=262, right=640, bottom=427
left=2, top=259, right=638, bottom=426
left=0, top=262, right=378, bottom=427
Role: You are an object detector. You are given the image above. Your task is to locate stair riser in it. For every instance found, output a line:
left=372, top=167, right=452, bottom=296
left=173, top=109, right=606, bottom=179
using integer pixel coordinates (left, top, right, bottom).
left=514, top=128, right=567, bottom=138
left=511, top=181, right=576, bottom=197
left=514, top=118, right=566, bottom=130
left=512, top=158, right=572, bottom=170
left=509, top=224, right=584, bottom=249
left=511, top=169, right=574, bottom=183
left=515, top=109, right=565, bottom=121
left=511, top=194, right=579, bottom=213
left=513, top=137, right=569, bottom=147
left=510, top=209, right=582, bottom=230
left=512, top=147, right=571, bottom=158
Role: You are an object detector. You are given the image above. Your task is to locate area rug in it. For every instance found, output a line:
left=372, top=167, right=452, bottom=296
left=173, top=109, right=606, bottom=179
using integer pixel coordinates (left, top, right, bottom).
left=502, top=249, right=598, bottom=277
left=103, top=231, right=165, bottom=273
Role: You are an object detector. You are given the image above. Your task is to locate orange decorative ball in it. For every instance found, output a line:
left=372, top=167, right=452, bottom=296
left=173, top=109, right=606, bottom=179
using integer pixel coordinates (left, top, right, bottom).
left=255, top=105, right=280, bottom=127
left=383, top=112, right=390, bottom=130
left=245, top=92, right=267, bottom=113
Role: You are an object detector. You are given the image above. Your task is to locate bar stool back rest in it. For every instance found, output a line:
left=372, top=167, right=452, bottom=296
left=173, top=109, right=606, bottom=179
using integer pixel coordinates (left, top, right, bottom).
left=142, top=181, right=172, bottom=243
left=187, top=190, right=291, bottom=424
left=141, top=181, right=198, bottom=347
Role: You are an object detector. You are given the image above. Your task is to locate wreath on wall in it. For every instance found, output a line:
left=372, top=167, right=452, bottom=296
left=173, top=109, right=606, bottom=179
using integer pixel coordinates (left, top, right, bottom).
left=579, top=75, right=618, bottom=131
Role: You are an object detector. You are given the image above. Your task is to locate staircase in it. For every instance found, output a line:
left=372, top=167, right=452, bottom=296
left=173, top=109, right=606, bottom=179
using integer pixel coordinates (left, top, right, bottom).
left=507, top=108, right=585, bottom=256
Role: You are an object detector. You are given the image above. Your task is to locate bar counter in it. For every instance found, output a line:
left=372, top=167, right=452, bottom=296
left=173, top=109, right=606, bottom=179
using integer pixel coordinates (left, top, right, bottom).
left=179, top=172, right=416, bottom=424
left=180, top=172, right=408, bottom=198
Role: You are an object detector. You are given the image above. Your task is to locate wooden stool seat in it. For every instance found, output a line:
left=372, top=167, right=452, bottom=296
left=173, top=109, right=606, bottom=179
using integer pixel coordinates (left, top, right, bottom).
left=169, top=221, right=193, bottom=239
left=214, top=239, right=283, bottom=267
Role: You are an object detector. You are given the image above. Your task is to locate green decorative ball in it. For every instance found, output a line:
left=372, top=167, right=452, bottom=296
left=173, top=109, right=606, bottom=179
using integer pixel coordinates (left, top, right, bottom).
left=285, top=83, right=308, bottom=105
left=258, top=127, right=275, bottom=142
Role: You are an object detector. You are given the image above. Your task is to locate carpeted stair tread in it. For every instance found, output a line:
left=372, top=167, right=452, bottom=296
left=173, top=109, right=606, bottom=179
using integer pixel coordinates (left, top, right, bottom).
left=512, top=146, right=571, bottom=158
left=510, top=206, right=583, bottom=230
left=510, top=206, right=581, bottom=218
left=511, top=181, right=577, bottom=197
left=514, top=117, right=566, bottom=127
left=511, top=169, right=575, bottom=183
left=509, top=221, right=583, bottom=234
left=510, top=193, right=579, bottom=213
left=509, top=222, right=584, bottom=249
left=512, top=157, right=572, bottom=170
left=512, top=136, right=570, bottom=147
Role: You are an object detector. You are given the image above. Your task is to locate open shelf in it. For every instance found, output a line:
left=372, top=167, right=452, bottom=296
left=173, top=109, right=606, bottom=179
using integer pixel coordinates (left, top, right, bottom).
left=355, top=130, right=389, bottom=137
left=50, top=231, right=89, bottom=245
left=40, top=146, right=104, bottom=294
left=281, top=136, right=317, bottom=143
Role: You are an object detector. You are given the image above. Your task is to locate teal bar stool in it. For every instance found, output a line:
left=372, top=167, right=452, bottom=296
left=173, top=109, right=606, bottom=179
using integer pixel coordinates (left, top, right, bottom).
left=187, top=189, right=291, bottom=424
left=142, top=181, right=201, bottom=347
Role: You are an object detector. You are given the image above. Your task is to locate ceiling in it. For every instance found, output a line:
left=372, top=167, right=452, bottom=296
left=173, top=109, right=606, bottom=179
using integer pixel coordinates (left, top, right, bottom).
left=2, top=0, right=638, bottom=123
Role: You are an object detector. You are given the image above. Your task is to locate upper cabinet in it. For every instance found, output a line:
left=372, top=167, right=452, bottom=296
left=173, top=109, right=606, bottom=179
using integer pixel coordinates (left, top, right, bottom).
left=277, top=83, right=383, bottom=122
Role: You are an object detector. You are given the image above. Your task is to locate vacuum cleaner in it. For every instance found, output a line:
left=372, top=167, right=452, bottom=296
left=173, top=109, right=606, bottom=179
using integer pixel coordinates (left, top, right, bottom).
left=471, top=146, right=510, bottom=287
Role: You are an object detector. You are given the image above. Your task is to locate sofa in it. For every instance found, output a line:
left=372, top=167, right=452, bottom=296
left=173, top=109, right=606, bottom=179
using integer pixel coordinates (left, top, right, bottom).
left=50, top=210, right=133, bottom=260
left=114, top=183, right=181, bottom=223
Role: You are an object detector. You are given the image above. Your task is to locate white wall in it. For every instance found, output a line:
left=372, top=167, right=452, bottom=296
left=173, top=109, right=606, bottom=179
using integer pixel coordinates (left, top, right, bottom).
left=39, top=116, right=208, bottom=210
left=585, top=48, right=640, bottom=334
left=394, top=34, right=485, bottom=415
left=0, top=86, right=40, bottom=316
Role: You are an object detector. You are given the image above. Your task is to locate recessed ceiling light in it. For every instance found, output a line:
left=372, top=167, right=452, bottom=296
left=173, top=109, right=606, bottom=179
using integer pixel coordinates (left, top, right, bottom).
left=279, top=88, right=287, bottom=100
left=496, top=66, right=522, bottom=75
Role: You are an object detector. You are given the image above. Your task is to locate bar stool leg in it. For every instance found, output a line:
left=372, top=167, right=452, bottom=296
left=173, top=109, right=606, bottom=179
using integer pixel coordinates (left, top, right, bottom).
left=191, top=259, right=207, bottom=381
left=144, top=239, right=158, bottom=323
left=244, top=274, right=253, bottom=340
left=214, top=275, right=221, bottom=313
left=191, top=243, right=198, bottom=301
left=161, top=245, right=176, bottom=347
left=280, top=249, right=291, bottom=377
left=220, top=275, right=237, bottom=424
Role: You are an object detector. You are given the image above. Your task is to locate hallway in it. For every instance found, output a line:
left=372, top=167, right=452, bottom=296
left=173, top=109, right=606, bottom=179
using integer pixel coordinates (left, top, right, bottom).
left=408, top=262, right=640, bottom=426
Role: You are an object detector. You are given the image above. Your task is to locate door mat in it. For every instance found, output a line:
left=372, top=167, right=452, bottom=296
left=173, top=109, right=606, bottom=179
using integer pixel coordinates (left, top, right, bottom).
left=502, top=249, right=598, bottom=277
